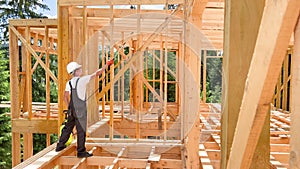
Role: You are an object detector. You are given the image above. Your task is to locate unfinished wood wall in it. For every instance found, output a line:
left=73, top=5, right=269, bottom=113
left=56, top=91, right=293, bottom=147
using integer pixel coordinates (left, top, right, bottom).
left=273, top=49, right=293, bottom=111
left=9, top=19, right=58, bottom=166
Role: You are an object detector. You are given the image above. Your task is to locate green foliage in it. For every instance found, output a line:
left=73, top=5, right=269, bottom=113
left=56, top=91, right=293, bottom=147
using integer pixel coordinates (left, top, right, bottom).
left=32, top=54, right=58, bottom=103
left=0, top=49, right=11, bottom=169
left=143, top=50, right=177, bottom=102
left=33, top=134, right=57, bottom=155
left=0, top=0, right=49, bottom=43
left=205, top=54, right=222, bottom=103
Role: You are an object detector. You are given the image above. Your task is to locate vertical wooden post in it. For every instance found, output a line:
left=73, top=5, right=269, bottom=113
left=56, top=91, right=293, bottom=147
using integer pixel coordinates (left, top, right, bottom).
left=121, top=32, right=125, bottom=119
left=158, top=35, right=163, bottom=130
left=109, top=4, right=115, bottom=140
left=45, top=26, right=50, bottom=120
left=283, top=54, right=289, bottom=110
left=203, top=50, right=207, bottom=103
left=10, top=25, right=21, bottom=167
left=101, top=33, right=106, bottom=119
left=131, top=5, right=143, bottom=140
left=45, top=26, right=51, bottom=146
left=163, top=19, right=168, bottom=140
left=23, top=26, right=33, bottom=160
left=221, top=0, right=266, bottom=168
left=276, top=77, right=281, bottom=108
left=175, top=49, right=179, bottom=104
left=152, top=50, right=155, bottom=102
left=145, top=49, right=149, bottom=110
left=58, top=6, right=70, bottom=134
left=290, top=16, right=300, bottom=168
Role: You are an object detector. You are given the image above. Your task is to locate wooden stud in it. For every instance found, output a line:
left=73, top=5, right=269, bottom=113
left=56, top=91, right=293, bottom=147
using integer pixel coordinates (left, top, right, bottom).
left=226, top=0, right=300, bottom=168
left=159, top=35, right=164, bottom=130
left=45, top=26, right=51, bottom=120
left=135, top=4, right=142, bottom=140
left=121, top=32, right=125, bottom=119
left=23, top=133, right=33, bottom=160
left=203, top=50, right=207, bottom=103
left=290, top=16, right=300, bottom=168
left=9, top=24, right=21, bottom=166
left=221, top=0, right=266, bottom=168
left=109, top=4, right=115, bottom=141
left=58, top=6, right=70, bottom=134
left=163, top=2, right=168, bottom=140
left=101, top=33, right=106, bottom=119
left=283, top=54, right=289, bottom=110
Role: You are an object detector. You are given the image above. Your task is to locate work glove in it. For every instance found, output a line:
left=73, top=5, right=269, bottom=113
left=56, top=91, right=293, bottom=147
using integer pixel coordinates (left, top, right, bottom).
left=107, top=59, right=114, bottom=65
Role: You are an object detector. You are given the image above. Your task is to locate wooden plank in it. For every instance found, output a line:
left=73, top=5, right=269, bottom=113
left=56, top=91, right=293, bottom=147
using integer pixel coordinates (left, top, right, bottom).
left=59, top=0, right=185, bottom=6
left=25, top=26, right=33, bottom=119
left=22, top=145, right=76, bottom=169
left=57, top=6, right=70, bottom=134
left=23, top=133, right=33, bottom=160
left=11, top=133, right=21, bottom=167
left=290, top=16, right=300, bottom=168
left=221, top=0, right=265, bottom=166
left=12, top=143, right=56, bottom=169
left=190, top=0, right=208, bottom=28
left=58, top=156, right=115, bottom=166
left=109, top=4, right=115, bottom=141
left=226, top=0, right=300, bottom=168
left=203, top=50, right=207, bottom=102
left=45, top=26, right=51, bottom=120
left=9, top=19, right=57, bottom=27
left=71, top=157, right=87, bottom=169
left=108, top=147, right=126, bottom=169
left=12, top=119, right=58, bottom=133
left=150, top=159, right=182, bottom=168
left=9, top=23, right=21, bottom=167
left=148, top=146, right=160, bottom=162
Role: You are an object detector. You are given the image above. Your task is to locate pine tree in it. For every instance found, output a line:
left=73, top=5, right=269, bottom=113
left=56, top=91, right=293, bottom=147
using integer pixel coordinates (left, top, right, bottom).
left=0, top=49, right=11, bottom=168
left=0, top=0, right=50, bottom=164
left=0, top=0, right=49, bottom=43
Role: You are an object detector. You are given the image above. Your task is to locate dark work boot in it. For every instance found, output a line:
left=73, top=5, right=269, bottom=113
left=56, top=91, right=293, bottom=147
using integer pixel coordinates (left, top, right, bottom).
left=77, top=152, right=93, bottom=158
left=55, top=144, right=66, bottom=152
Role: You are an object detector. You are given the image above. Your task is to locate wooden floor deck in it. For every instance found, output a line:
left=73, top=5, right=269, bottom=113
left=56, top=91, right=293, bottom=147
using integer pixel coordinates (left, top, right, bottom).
left=10, top=103, right=291, bottom=168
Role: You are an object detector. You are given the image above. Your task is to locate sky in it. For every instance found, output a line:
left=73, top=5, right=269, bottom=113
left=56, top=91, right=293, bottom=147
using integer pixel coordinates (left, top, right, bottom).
left=42, top=0, right=57, bottom=18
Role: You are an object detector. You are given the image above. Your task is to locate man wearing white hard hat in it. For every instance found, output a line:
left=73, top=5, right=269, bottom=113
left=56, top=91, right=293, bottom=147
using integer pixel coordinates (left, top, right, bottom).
left=55, top=59, right=114, bottom=158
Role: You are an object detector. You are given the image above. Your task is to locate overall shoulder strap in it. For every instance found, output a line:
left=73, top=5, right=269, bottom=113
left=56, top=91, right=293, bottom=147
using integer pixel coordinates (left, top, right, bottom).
left=69, top=80, right=73, bottom=89
left=74, top=78, right=80, bottom=89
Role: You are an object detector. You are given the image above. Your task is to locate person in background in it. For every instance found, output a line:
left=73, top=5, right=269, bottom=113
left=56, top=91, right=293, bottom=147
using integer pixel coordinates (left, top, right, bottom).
left=55, top=59, right=114, bottom=158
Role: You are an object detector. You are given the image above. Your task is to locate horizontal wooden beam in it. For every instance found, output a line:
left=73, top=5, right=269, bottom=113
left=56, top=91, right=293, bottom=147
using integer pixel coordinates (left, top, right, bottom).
left=12, top=119, right=58, bottom=133
left=59, top=0, right=184, bottom=6
left=58, top=156, right=115, bottom=166
left=9, top=19, right=57, bottom=27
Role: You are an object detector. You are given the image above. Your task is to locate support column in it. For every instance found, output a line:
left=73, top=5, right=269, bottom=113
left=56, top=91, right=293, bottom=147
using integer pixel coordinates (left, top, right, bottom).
left=58, top=6, right=70, bottom=133
left=23, top=26, right=33, bottom=160
left=221, top=0, right=265, bottom=168
left=9, top=25, right=21, bottom=167
left=290, top=15, right=300, bottom=168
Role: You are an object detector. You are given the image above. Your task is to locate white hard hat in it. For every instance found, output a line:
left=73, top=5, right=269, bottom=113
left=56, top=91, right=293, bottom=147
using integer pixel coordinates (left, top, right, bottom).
left=67, top=62, right=82, bottom=74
